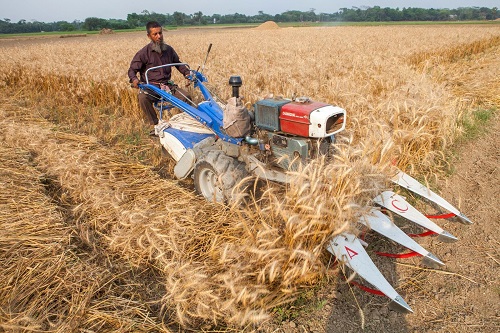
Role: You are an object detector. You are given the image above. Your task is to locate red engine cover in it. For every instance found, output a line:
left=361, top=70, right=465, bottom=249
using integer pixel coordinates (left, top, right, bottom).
left=279, top=101, right=328, bottom=137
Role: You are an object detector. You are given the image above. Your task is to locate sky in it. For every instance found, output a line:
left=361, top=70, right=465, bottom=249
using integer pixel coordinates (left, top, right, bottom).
left=2, top=0, right=498, bottom=22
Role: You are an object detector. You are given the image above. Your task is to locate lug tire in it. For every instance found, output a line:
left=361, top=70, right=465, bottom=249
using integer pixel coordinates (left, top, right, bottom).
left=193, top=150, right=248, bottom=203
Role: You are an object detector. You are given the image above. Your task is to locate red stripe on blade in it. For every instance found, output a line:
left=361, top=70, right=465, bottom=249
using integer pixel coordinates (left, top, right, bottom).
left=425, top=213, right=456, bottom=219
left=375, top=250, right=422, bottom=258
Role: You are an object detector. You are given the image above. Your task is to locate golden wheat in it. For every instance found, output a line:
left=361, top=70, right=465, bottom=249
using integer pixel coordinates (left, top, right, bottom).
left=0, top=24, right=499, bottom=330
left=0, top=135, right=165, bottom=332
left=1, top=25, right=498, bottom=172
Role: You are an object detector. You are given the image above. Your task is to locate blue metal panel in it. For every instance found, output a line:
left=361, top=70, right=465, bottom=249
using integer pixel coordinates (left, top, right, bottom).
left=164, top=127, right=215, bottom=149
left=143, top=84, right=213, bottom=126
left=198, top=101, right=223, bottom=122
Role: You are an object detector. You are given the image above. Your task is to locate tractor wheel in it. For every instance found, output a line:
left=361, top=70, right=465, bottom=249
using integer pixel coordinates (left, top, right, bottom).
left=194, top=150, right=248, bottom=203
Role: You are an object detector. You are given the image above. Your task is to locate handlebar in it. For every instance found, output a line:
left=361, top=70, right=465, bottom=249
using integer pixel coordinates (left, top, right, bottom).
left=144, top=63, right=190, bottom=84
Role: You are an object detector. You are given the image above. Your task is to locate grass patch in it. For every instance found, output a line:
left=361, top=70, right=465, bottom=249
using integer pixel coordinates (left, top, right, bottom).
left=280, top=20, right=500, bottom=27
left=459, top=108, right=496, bottom=142
left=272, top=287, right=328, bottom=322
left=444, top=108, right=497, bottom=176
left=0, top=27, right=175, bottom=39
left=0, top=30, right=97, bottom=38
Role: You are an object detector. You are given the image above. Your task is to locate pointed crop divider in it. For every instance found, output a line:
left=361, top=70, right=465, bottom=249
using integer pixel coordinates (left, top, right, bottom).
left=392, top=170, right=473, bottom=224
left=323, top=170, right=473, bottom=313
left=373, top=190, right=458, bottom=243
left=326, top=233, right=413, bottom=313
left=359, top=208, right=445, bottom=268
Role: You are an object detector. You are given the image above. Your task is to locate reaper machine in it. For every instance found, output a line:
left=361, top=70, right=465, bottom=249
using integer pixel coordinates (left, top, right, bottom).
left=137, top=50, right=472, bottom=313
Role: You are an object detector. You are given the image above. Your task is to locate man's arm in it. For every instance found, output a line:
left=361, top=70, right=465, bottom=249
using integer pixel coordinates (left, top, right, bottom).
left=128, top=49, right=145, bottom=87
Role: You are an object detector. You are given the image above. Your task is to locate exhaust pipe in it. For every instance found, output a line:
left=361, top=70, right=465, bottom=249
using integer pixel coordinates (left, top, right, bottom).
left=229, top=75, right=242, bottom=98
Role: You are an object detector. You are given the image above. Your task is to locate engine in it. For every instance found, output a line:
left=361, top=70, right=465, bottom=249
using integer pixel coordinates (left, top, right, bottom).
left=253, top=97, right=346, bottom=170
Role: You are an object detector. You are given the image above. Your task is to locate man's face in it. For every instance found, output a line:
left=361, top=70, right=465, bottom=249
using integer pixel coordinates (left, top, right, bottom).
left=148, top=27, right=163, bottom=44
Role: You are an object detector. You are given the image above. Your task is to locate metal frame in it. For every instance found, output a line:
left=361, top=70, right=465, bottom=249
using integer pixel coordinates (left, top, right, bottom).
left=139, top=64, right=242, bottom=145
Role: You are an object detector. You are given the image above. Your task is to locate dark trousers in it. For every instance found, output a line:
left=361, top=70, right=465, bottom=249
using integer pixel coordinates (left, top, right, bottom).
left=138, top=86, right=191, bottom=125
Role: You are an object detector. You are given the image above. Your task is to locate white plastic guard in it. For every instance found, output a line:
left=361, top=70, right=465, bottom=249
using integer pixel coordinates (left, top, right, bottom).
left=159, top=132, right=187, bottom=162
left=174, top=149, right=196, bottom=179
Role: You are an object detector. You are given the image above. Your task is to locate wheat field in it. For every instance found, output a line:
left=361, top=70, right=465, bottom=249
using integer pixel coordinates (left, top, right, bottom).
left=0, top=24, right=499, bottom=332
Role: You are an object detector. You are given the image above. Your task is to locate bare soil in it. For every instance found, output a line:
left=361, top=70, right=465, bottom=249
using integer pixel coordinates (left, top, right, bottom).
left=261, top=114, right=499, bottom=333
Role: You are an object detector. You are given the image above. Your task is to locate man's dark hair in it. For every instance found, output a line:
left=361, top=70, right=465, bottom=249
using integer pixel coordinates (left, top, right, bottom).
left=146, top=21, right=162, bottom=34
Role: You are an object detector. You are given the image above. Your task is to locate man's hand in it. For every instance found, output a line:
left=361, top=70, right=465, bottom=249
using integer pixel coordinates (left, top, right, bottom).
left=131, top=79, right=139, bottom=89
left=184, top=74, right=191, bottom=87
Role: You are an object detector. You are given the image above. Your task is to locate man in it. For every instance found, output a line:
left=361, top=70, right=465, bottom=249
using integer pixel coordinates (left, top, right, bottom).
left=128, top=21, right=191, bottom=135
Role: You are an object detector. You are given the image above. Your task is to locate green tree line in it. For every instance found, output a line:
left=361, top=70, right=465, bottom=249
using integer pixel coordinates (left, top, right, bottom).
left=1, top=6, right=498, bottom=34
